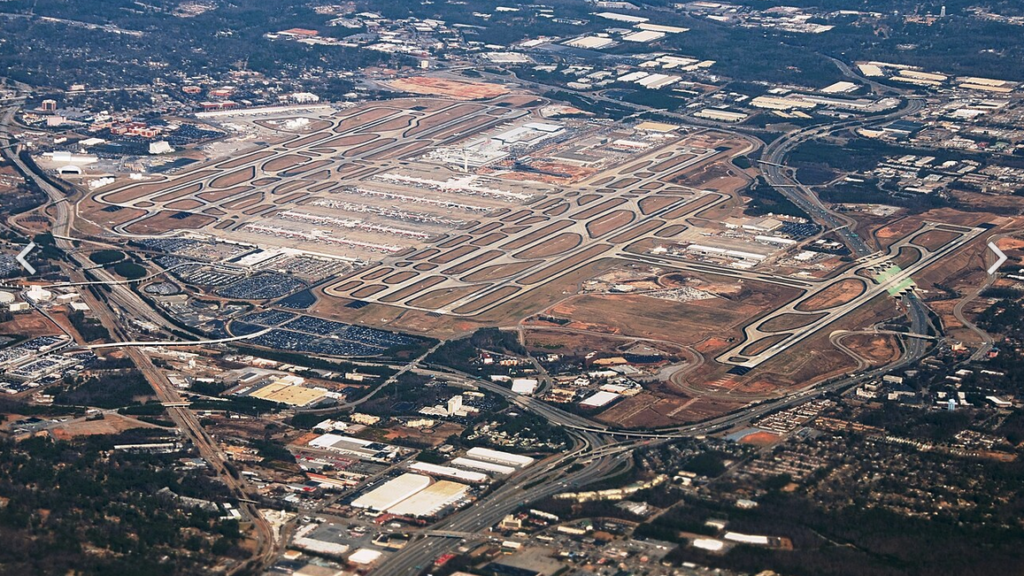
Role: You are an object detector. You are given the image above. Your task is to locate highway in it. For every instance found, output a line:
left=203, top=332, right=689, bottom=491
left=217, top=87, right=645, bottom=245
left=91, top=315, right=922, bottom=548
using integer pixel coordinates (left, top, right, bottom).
left=0, top=66, right=950, bottom=575
left=715, top=222, right=985, bottom=368
left=758, top=97, right=926, bottom=259
left=952, top=234, right=1007, bottom=361
left=373, top=429, right=639, bottom=576
left=85, top=327, right=272, bottom=349
left=372, top=316, right=941, bottom=575
left=1, top=100, right=280, bottom=574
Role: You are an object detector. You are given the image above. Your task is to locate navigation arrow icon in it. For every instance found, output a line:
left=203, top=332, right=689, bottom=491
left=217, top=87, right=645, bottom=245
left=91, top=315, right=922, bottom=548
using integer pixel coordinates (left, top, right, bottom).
left=987, top=241, right=1007, bottom=275
left=16, top=241, right=36, bottom=275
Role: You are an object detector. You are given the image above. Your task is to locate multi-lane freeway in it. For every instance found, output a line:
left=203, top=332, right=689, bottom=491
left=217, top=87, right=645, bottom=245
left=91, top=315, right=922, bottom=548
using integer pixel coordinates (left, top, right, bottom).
left=1, top=101, right=280, bottom=575
left=758, top=97, right=927, bottom=259
left=0, top=63, right=970, bottom=576
left=374, top=428, right=638, bottom=576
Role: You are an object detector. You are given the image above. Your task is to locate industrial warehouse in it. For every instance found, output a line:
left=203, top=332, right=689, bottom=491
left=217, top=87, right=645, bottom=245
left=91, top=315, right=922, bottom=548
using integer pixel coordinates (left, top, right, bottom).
left=343, top=447, right=536, bottom=519
left=350, top=473, right=470, bottom=519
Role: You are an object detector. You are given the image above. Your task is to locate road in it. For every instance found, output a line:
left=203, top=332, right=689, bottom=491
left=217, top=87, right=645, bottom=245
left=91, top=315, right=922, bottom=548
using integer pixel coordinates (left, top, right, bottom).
left=373, top=429, right=637, bottom=576
left=952, top=234, right=1007, bottom=361
left=372, top=312, right=941, bottom=575
left=85, top=327, right=272, bottom=349
left=758, top=97, right=926, bottom=258
left=1, top=65, right=947, bottom=574
left=1, top=100, right=280, bottom=574
left=715, top=222, right=984, bottom=368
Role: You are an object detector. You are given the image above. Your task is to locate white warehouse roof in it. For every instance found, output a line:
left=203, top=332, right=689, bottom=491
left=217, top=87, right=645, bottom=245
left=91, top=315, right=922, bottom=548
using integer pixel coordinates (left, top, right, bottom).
left=623, top=30, right=665, bottom=43
left=309, top=433, right=372, bottom=449
left=388, top=480, right=469, bottom=517
left=351, top=473, right=430, bottom=511
left=465, top=447, right=535, bottom=468
left=450, top=457, right=517, bottom=476
left=724, top=532, right=770, bottom=545
left=511, top=378, right=539, bottom=395
left=595, top=11, right=649, bottom=23
left=580, top=390, right=620, bottom=408
left=693, top=538, right=725, bottom=551
left=348, top=548, right=383, bottom=565
left=409, top=462, right=489, bottom=483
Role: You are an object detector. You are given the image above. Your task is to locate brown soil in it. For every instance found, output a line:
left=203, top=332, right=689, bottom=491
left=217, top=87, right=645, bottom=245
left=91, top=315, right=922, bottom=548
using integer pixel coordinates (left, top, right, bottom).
left=796, top=279, right=866, bottom=312
left=125, top=211, right=215, bottom=234
left=452, top=286, right=521, bottom=315
left=462, top=261, right=538, bottom=282
left=429, top=245, right=479, bottom=265
left=165, top=199, right=204, bottom=211
left=152, top=183, right=202, bottom=204
left=217, top=150, right=275, bottom=169
left=571, top=198, right=628, bottom=220
left=378, top=276, right=447, bottom=303
left=500, top=221, right=575, bottom=251
left=514, top=233, right=582, bottom=259
left=759, top=312, right=827, bottom=333
left=608, top=219, right=665, bottom=244
left=209, top=167, right=255, bottom=189
left=386, top=77, right=509, bottom=100
left=518, top=244, right=613, bottom=285
left=443, top=250, right=504, bottom=275
left=406, top=284, right=488, bottom=309
left=586, top=210, right=636, bottom=238
left=263, top=154, right=312, bottom=172
left=383, top=271, right=418, bottom=284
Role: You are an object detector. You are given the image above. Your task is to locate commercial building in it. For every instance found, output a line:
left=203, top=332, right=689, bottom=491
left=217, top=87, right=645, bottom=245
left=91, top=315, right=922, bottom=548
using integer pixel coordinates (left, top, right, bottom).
left=347, top=548, right=383, bottom=565
left=249, top=381, right=326, bottom=407
left=622, top=30, right=665, bottom=43
left=580, top=390, right=620, bottom=408
left=694, top=108, right=748, bottom=123
left=750, top=96, right=817, bottom=111
left=637, top=23, right=689, bottom=33
left=465, top=447, right=535, bottom=468
left=308, top=434, right=401, bottom=462
left=565, top=36, right=615, bottom=50
left=350, top=413, right=381, bottom=425
left=635, top=121, right=677, bottom=133
left=693, top=538, right=725, bottom=551
left=857, top=63, right=884, bottom=77
left=409, top=462, right=489, bottom=484
left=820, top=81, right=858, bottom=94
left=511, top=378, right=539, bottom=395
left=724, top=532, right=770, bottom=545
left=595, top=11, right=649, bottom=23
left=450, top=457, right=517, bottom=476
left=387, top=480, right=469, bottom=517
left=351, top=473, right=431, bottom=511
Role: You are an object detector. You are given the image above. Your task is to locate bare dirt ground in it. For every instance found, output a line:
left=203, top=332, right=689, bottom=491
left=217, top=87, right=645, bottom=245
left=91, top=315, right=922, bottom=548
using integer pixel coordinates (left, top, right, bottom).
left=386, top=77, right=510, bottom=100
left=125, top=211, right=216, bottom=234
left=384, top=422, right=464, bottom=447
left=0, top=312, right=62, bottom=337
left=795, top=279, right=866, bottom=312
left=586, top=210, right=636, bottom=238
left=738, top=430, right=783, bottom=446
left=514, top=233, right=582, bottom=259
left=842, top=333, right=901, bottom=365
left=51, top=414, right=160, bottom=440
left=759, top=312, right=827, bottom=333
left=547, top=290, right=775, bottom=346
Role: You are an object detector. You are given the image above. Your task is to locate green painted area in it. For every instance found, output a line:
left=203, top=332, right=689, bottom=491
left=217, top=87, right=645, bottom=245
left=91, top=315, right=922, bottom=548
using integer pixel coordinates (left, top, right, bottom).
left=888, top=278, right=915, bottom=296
left=873, top=264, right=902, bottom=284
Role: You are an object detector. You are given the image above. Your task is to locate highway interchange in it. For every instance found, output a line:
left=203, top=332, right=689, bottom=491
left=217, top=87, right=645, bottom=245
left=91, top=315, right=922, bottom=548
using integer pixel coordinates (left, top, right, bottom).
left=1, top=101, right=280, bottom=575
left=0, top=68, right=1001, bottom=575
